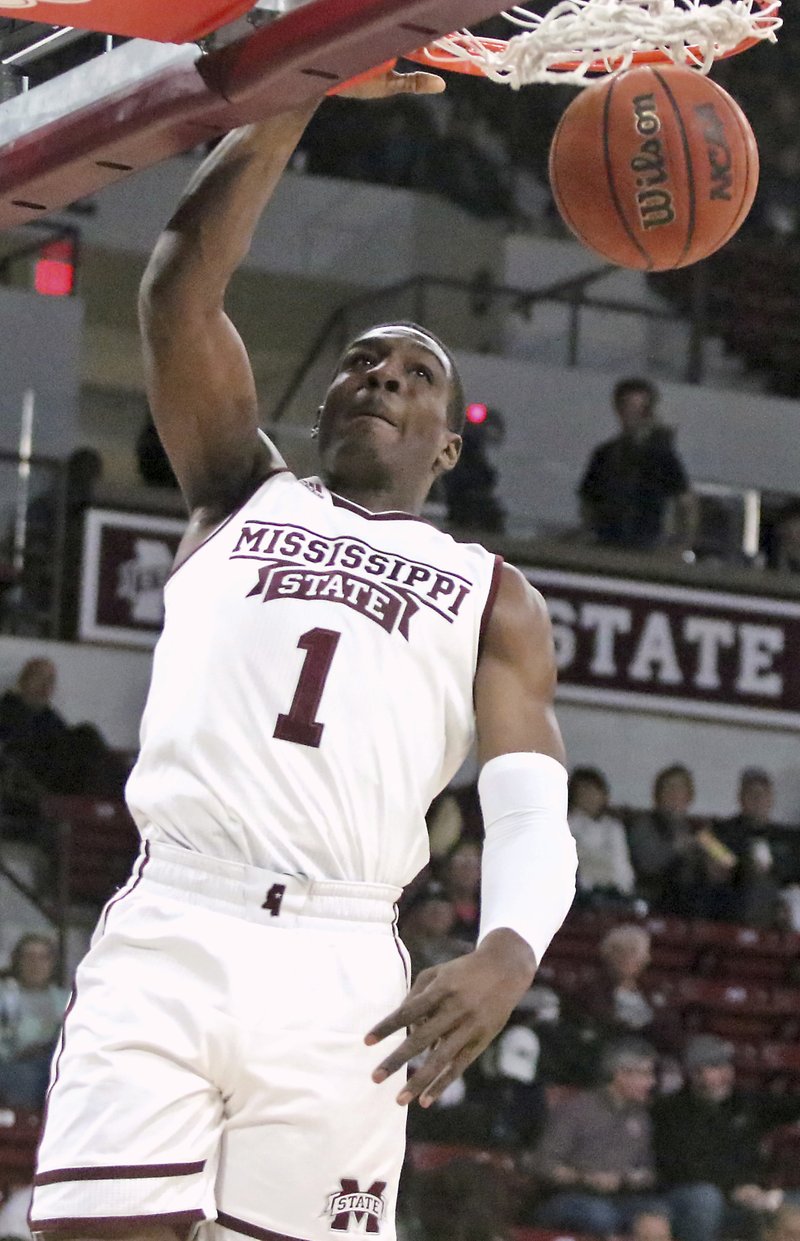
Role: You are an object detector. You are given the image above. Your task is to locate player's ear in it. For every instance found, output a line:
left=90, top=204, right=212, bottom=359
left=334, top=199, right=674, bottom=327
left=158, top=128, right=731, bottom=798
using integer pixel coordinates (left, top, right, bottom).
left=434, top=432, right=461, bottom=476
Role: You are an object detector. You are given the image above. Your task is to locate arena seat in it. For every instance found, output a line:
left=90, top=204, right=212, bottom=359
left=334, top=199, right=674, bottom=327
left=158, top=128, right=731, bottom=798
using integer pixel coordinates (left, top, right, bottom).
left=409, top=1141, right=517, bottom=1176
left=761, top=1044, right=800, bottom=1075
left=690, top=921, right=792, bottom=956
left=765, top=1126, right=800, bottom=1189
left=692, top=922, right=799, bottom=984
left=41, top=794, right=139, bottom=907
left=536, top=961, right=598, bottom=994
left=0, top=1108, right=41, bottom=1181
left=674, top=978, right=773, bottom=1012
left=512, top=1229, right=598, bottom=1241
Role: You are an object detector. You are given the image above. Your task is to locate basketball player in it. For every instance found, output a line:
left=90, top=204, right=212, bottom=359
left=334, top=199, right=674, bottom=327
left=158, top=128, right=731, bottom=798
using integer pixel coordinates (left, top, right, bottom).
left=31, top=72, right=577, bottom=1241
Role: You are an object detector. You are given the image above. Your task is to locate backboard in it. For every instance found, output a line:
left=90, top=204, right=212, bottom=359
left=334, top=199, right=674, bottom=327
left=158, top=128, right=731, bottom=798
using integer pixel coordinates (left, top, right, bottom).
left=0, top=1, right=257, bottom=44
left=0, top=0, right=509, bottom=231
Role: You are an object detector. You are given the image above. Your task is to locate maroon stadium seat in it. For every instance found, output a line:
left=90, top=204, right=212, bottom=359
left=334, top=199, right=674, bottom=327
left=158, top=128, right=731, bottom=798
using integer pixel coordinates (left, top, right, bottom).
left=42, top=794, right=139, bottom=906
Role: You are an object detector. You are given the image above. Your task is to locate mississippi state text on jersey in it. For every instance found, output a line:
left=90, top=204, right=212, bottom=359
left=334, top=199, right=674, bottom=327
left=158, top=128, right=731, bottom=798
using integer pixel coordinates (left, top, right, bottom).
left=126, top=471, right=502, bottom=885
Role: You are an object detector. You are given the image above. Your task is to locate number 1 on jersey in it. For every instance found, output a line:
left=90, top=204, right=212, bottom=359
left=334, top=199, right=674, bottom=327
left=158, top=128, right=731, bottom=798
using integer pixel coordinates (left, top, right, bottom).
left=274, top=628, right=340, bottom=748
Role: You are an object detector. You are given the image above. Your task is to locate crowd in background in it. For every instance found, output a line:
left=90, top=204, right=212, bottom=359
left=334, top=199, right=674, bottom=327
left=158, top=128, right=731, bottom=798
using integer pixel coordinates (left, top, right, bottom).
left=390, top=766, right=800, bottom=1241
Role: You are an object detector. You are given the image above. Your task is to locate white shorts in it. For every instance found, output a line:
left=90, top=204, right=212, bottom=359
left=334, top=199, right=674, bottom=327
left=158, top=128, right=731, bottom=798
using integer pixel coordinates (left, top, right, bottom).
left=31, top=842, right=410, bottom=1241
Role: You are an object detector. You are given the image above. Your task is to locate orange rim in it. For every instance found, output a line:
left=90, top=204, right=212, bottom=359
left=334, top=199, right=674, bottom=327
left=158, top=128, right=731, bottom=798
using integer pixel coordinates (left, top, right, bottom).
left=403, top=0, right=779, bottom=77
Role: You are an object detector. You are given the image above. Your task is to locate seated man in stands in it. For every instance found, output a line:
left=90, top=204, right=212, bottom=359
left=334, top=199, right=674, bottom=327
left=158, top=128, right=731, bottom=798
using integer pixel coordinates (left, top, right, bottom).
left=578, top=377, right=696, bottom=553
left=653, top=1035, right=800, bottom=1241
left=400, top=880, right=472, bottom=977
left=0, top=656, right=126, bottom=799
left=0, top=658, right=68, bottom=751
left=628, top=765, right=735, bottom=918
left=0, top=933, right=69, bottom=1110
left=715, top=769, right=784, bottom=927
left=532, top=1037, right=667, bottom=1235
left=568, top=767, right=636, bottom=906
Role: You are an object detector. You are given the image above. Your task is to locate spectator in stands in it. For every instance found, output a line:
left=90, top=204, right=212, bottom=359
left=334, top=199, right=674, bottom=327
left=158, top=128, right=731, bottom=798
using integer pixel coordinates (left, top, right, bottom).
left=578, top=378, right=696, bottom=553
left=519, top=984, right=599, bottom=1090
left=715, top=769, right=784, bottom=926
left=473, top=1008, right=547, bottom=1148
left=532, top=1037, right=667, bottom=1235
left=770, top=500, right=800, bottom=574
left=425, top=102, right=514, bottom=221
left=0, top=657, right=63, bottom=847
left=568, top=767, right=636, bottom=906
left=653, top=1035, right=800, bottom=1241
left=440, top=839, right=481, bottom=941
left=0, top=933, right=68, bottom=1110
left=401, top=880, right=472, bottom=977
left=578, top=925, right=682, bottom=1058
left=633, top=1210, right=674, bottom=1241
left=0, top=657, right=126, bottom=800
left=628, top=765, right=735, bottom=918
left=442, top=408, right=506, bottom=534
left=0, top=658, right=66, bottom=750
left=767, top=1205, right=800, bottom=1241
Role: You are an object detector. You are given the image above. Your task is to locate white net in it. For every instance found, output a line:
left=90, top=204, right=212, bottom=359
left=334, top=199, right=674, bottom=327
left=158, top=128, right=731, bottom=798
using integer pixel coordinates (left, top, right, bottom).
left=421, top=0, right=782, bottom=87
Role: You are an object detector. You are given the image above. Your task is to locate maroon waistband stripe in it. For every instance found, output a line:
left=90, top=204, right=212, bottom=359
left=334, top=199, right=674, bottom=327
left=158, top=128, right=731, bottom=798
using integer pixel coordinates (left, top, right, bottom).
left=29, top=1209, right=205, bottom=1237
left=35, top=1161, right=205, bottom=1186
left=217, top=1210, right=310, bottom=1241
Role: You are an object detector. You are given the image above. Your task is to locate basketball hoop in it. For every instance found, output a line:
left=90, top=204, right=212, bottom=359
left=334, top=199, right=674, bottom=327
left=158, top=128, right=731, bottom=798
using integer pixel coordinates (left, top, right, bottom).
left=402, top=0, right=781, bottom=87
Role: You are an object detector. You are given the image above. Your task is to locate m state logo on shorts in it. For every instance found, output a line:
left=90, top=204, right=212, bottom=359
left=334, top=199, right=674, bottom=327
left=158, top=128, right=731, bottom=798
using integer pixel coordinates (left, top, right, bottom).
left=325, top=1179, right=387, bottom=1233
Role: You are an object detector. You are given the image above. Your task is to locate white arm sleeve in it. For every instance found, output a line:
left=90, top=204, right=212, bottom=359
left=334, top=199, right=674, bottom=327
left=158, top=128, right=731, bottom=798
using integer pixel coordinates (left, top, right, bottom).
left=477, top=751, right=578, bottom=967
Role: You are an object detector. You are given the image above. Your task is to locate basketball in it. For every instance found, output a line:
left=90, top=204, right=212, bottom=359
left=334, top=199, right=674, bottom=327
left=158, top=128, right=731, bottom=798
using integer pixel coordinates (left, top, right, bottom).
left=548, top=64, right=760, bottom=271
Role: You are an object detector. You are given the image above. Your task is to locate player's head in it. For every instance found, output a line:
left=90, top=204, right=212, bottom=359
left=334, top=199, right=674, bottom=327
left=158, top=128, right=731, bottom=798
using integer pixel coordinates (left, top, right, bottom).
left=613, top=376, right=657, bottom=431
left=314, top=322, right=464, bottom=506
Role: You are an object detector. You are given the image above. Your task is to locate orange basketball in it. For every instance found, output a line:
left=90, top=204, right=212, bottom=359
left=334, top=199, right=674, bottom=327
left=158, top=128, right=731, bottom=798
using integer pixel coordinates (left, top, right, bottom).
left=548, top=64, right=759, bottom=271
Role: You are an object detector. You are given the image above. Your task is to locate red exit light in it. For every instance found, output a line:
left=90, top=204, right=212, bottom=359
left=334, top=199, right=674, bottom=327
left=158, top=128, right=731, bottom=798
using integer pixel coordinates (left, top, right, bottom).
left=466, top=403, right=488, bottom=424
left=35, top=238, right=75, bottom=296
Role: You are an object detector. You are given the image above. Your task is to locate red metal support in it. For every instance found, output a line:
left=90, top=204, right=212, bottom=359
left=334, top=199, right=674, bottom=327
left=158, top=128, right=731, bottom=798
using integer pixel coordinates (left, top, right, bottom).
left=0, top=0, right=508, bottom=231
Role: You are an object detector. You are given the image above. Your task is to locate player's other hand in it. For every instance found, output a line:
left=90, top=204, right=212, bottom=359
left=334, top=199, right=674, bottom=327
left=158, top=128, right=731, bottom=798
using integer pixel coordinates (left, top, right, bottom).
left=336, top=66, right=446, bottom=99
left=365, top=928, right=536, bottom=1107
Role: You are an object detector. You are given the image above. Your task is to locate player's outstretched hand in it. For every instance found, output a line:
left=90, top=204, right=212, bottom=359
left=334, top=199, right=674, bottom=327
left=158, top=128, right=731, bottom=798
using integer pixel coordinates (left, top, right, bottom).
left=336, top=67, right=446, bottom=99
left=365, top=928, right=536, bottom=1107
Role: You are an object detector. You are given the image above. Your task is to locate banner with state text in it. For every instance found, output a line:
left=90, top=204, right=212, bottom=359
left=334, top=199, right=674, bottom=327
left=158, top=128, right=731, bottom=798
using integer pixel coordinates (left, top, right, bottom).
left=527, top=567, right=800, bottom=730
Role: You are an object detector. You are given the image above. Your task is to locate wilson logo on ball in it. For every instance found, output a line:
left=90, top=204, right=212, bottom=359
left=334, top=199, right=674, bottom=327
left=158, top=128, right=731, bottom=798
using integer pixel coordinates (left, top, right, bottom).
left=630, top=93, right=676, bottom=231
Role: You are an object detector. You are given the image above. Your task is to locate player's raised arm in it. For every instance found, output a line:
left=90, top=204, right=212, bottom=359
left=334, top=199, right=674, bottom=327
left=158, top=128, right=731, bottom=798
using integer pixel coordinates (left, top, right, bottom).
left=139, top=70, right=445, bottom=521
left=366, top=564, right=577, bottom=1106
left=138, top=110, right=313, bottom=518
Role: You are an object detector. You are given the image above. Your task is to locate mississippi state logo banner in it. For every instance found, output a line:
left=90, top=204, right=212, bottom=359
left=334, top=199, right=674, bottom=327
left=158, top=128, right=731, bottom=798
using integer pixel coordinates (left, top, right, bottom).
left=530, top=567, right=800, bottom=729
left=0, top=0, right=255, bottom=43
left=78, top=508, right=186, bottom=648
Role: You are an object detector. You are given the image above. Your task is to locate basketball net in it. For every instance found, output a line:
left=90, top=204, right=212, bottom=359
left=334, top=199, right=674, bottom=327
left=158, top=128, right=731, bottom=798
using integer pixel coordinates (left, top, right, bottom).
left=410, top=0, right=782, bottom=87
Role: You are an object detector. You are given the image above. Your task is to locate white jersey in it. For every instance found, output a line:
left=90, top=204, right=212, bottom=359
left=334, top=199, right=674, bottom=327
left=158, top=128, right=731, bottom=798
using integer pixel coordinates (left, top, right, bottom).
left=126, top=471, right=502, bottom=887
